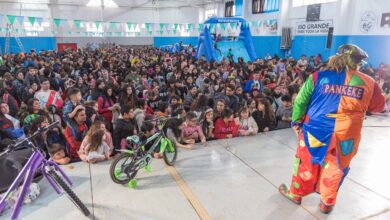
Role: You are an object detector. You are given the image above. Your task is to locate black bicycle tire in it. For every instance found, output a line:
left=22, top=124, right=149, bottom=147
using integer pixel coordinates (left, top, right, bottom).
left=163, top=140, right=177, bottom=166
left=47, top=170, right=90, bottom=217
left=109, top=153, right=138, bottom=184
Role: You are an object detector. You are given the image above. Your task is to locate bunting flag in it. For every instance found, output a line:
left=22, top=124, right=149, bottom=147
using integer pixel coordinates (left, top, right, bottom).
left=95, top=21, right=101, bottom=28
left=159, top=30, right=163, bottom=35
left=136, top=32, right=141, bottom=36
left=110, top=21, right=118, bottom=30
left=74, top=20, right=81, bottom=29
left=16, top=16, right=24, bottom=25
left=61, top=19, right=68, bottom=27
left=115, top=32, right=121, bottom=36
left=174, top=23, right=178, bottom=30
left=209, top=23, right=215, bottom=30
left=0, top=28, right=2, bottom=32
left=251, top=21, right=257, bottom=27
left=26, top=17, right=35, bottom=26
left=36, top=17, right=43, bottom=26
left=148, top=31, right=152, bottom=36
left=220, top=23, right=226, bottom=30
left=53, top=18, right=61, bottom=27
left=159, top=23, right=164, bottom=30
left=7, top=15, right=16, bottom=25
left=173, top=29, right=177, bottom=35
left=230, top=22, right=235, bottom=28
left=77, top=31, right=81, bottom=35
left=145, top=23, right=151, bottom=30
left=127, top=22, right=133, bottom=30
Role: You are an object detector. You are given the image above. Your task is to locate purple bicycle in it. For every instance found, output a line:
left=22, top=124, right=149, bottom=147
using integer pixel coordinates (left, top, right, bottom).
left=0, top=121, right=90, bottom=219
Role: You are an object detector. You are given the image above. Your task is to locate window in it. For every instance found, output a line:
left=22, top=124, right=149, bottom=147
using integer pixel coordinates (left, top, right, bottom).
left=205, top=8, right=217, bottom=19
left=292, top=0, right=337, bottom=7
left=225, top=1, right=234, bottom=17
left=252, top=0, right=280, bottom=14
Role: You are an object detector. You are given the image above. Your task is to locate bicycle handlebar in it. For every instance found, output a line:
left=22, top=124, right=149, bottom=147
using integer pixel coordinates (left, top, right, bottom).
left=5, top=121, right=60, bottom=152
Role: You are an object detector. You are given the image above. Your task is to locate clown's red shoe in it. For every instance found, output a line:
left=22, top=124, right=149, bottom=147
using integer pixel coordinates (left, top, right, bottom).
left=278, top=184, right=302, bottom=205
left=319, top=202, right=333, bottom=214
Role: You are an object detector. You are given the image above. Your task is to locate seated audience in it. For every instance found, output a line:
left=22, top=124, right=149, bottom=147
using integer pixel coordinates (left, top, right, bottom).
left=182, top=112, right=206, bottom=145
left=214, top=108, right=239, bottom=139
left=238, top=107, right=258, bottom=136
left=276, top=95, right=293, bottom=129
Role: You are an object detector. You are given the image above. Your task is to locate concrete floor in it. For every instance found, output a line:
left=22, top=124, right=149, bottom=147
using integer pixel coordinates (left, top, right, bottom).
left=2, top=116, right=390, bottom=220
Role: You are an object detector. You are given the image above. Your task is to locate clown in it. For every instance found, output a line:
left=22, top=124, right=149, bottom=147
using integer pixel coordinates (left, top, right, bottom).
left=279, top=45, right=385, bottom=213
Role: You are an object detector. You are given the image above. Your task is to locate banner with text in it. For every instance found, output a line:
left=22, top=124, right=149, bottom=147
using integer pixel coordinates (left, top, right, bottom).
left=295, top=20, right=333, bottom=35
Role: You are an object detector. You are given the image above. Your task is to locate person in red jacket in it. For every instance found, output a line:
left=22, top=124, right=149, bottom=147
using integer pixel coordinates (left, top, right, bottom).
left=213, top=108, right=239, bottom=139
left=64, top=108, right=88, bottom=159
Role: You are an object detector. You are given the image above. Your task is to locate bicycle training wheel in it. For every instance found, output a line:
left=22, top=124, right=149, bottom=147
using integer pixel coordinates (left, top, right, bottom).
left=163, top=140, right=177, bottom=166
left=47, top=169, right=90, bottom=217
left=109, top=153, right=138, bottom=184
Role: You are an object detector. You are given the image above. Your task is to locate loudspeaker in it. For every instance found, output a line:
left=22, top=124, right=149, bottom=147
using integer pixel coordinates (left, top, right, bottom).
left=326, top=27, right=334, bottom=49
left=307, top=4, right=321, bottom=22
left=280, top=28, right=291, bottom=49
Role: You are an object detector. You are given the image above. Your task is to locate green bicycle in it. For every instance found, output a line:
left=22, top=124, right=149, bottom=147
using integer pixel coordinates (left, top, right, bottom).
left=109, top=118, right=177, bottom=186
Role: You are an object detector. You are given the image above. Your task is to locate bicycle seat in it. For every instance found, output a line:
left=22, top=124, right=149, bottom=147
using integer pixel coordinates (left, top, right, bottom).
left=126, top=135, right=140, bottom=145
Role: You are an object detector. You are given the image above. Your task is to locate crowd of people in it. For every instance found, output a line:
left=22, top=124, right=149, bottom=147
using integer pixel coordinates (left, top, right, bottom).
left=0, top=45, right=389, bottom=164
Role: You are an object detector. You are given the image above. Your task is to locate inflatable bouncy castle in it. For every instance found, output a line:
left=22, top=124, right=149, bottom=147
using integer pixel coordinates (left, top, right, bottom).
left=196, top=17, right=257, bottom=62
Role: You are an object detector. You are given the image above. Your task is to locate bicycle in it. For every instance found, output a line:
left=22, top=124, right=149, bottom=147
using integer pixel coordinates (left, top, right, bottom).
left=109, top=117, right=177, bottom=186
left=0, top=121, right=90, bottom=219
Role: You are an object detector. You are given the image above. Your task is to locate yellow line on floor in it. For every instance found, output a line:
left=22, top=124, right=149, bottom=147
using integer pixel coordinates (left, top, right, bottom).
left=166, top=166, right=211, bottom=220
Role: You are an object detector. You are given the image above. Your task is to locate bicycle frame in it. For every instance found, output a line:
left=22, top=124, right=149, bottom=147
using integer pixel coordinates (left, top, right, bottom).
left=122, top=130, right=174, bottom=169
left=0, top=145, right=72, bottom=219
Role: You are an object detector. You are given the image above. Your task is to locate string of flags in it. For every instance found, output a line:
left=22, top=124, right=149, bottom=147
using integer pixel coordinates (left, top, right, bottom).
left=0, top=14, right=277, bottom=36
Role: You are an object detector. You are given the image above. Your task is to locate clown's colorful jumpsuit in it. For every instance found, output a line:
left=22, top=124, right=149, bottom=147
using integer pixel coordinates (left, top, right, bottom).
left=284, top=69, right=385, bottom=208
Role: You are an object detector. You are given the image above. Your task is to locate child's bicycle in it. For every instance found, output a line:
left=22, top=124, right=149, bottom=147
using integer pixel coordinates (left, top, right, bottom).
left=0, top=121, right=90, bottom=219
left=109, top=117, right=177, bottom=186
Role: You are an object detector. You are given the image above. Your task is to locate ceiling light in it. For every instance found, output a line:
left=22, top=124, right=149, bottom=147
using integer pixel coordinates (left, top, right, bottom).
left=86, top=0, right=118, bottom=8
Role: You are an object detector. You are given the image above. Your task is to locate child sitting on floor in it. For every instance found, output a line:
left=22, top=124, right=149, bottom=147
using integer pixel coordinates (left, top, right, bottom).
left=238, top=107, right=258, bottom=136
left=140, top=121, right=162, bottom=158
left=214, top=108, right=239, bottom=139
left=182, top=112, right=206, bottom=145
left=84, top=129, right=110, bottom=163
left=164, top=118, right=194, bottom=149
left=48, top=143, right=70, bottom=165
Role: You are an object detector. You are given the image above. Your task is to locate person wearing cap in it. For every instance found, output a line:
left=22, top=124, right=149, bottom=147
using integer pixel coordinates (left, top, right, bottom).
left=279, top=44, right=385, bottom=213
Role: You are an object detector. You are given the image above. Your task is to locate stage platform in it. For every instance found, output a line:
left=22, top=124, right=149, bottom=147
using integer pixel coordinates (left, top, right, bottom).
left=2, top=116, right=390, bottom=220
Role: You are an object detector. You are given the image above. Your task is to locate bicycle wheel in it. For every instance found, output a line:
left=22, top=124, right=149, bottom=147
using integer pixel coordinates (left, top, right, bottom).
left=163, top=140, right=177, bottom=166
left=47, top=169, right=90, bottom=217
left=109, top=153, right=138, bottom=184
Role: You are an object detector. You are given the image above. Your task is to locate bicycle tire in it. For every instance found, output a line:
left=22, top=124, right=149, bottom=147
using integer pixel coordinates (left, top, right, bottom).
left=163, top=141, right=177, bottom=166
left=47, top=170, right=90, bottom=217
left=109, top=153, right=138, bottom=184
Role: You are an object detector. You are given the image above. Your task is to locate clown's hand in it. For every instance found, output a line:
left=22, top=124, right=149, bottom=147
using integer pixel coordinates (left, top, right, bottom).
left=291, top=121, right=302, bottom=136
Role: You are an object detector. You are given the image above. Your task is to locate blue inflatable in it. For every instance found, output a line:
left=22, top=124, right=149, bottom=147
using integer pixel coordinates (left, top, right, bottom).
left=196, top=17, right=257, bottom=62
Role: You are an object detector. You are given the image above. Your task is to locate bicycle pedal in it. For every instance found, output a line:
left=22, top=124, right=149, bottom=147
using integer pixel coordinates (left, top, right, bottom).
left=128, top=179, right=137, bottom=189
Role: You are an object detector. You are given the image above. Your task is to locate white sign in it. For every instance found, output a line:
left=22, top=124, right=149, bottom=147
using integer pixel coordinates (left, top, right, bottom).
left=295, top=20, right=333, bottom=35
